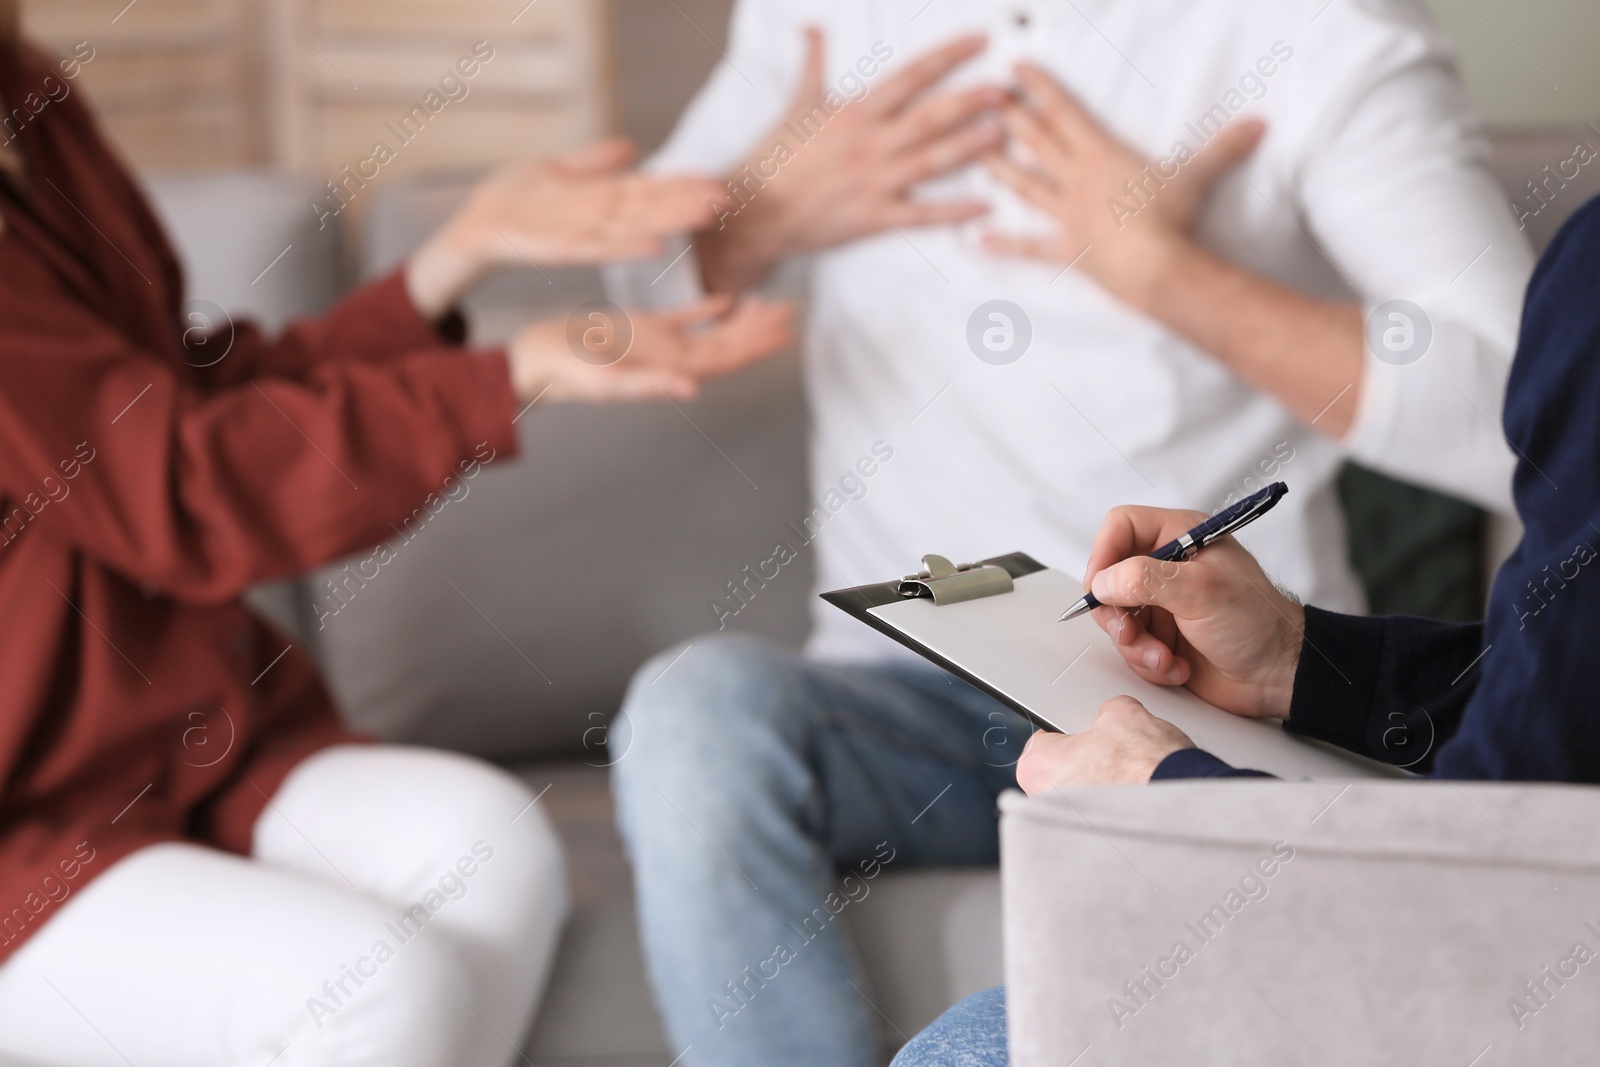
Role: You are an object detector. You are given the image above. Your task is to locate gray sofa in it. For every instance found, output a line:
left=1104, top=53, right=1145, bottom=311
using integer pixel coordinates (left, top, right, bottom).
left=144, top=124, right=1600, bottom=1065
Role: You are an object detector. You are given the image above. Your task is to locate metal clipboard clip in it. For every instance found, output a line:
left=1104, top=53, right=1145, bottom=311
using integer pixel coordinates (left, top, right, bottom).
left=898, top=554, right=1015, bottom=605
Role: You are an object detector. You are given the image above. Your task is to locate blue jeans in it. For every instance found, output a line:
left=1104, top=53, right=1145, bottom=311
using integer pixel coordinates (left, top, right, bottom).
left=891, top=987, right=1009, bottom=1067
left=612, top=634, right=1029, bottom=1067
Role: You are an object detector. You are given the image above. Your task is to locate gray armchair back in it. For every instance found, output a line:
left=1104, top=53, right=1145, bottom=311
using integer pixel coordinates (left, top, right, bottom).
left=1002, top=782, right=1600, bottom=1065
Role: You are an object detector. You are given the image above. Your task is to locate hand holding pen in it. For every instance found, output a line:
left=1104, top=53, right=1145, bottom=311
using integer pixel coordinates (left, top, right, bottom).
left=1068, top=486, right=1305, bottom=720
left=1061, top=482, right=1289, bottom=621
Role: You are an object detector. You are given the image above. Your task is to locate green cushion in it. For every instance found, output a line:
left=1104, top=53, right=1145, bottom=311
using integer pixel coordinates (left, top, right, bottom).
left=1337, top=464, right=1487, bottom=622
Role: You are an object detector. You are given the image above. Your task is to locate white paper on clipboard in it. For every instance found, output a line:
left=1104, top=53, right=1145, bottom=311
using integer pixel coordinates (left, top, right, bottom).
left=824, top=555, right=1402, bottom=781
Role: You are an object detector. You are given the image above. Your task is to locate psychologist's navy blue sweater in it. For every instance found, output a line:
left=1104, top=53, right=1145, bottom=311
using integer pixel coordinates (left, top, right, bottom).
left=1156, top=195, right=1600, bottom=782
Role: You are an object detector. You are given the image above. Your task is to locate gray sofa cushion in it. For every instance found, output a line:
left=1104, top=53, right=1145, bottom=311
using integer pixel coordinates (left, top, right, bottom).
left=309, top=342, right=813, bottom=756
left=1002, top=782, right=1600, bottom=1065
left=144, top=169, right=341, bottom=333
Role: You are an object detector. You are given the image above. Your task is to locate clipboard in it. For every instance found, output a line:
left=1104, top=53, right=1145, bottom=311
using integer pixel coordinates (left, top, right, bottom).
left=822, top=553, right=1403, bottom=781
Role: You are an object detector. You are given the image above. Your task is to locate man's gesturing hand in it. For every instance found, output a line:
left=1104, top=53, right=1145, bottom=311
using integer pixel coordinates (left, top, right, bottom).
left=983, top=63, right=1264, bottom=309
left=698, top=28, right=1006, bottom=293
left=1016, top=697, right=1195, bottom=790
left=1084, top=506, right=1305, bottom=721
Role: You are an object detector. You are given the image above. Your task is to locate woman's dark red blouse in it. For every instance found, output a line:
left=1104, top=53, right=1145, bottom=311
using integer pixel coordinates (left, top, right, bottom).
left=0, top=42, right=518, bottom=963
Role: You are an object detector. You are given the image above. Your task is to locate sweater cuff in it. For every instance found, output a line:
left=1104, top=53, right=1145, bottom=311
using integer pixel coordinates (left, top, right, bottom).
left=455, top=350, right=519, bottom=462
left=347, top=269, right=471, bottom=352
left=1151, top=748, right=1274, bottom=779
left=1153, top=748, right=1234, bottom=778
left=1284, top=606, right=1385, bottom=757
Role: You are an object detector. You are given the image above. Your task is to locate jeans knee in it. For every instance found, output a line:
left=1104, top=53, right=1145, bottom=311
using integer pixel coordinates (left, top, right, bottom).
left=616, top=635, right=798, bottom=773
left=890, top=987, right=1009, bottom=1067
left=612, top=635, right=807, bottom=847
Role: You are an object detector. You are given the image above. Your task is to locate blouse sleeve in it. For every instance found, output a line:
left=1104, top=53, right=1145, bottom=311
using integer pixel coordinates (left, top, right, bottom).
left=191, top=269, right=472, bottom=387
left=0, top=283, right=518, bottom=603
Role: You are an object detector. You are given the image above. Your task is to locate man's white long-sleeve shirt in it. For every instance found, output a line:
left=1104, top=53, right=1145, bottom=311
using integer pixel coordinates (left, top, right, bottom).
left=613, top=0, right=1534, bottom=661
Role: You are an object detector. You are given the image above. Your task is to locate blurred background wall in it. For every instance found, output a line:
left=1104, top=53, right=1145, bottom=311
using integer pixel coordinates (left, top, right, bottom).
left=26, top=1, right=1599, bottom=181
left=22, top=0, right=614, bottom=174
left=1424, top=0, right=1600, bottom=125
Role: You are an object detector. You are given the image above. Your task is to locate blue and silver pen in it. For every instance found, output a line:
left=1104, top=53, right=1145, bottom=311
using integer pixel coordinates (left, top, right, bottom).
left=1059, top=481, right=1290, bottom=622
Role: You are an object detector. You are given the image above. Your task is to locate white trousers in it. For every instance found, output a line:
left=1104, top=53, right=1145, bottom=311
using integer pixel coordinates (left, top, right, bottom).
left=0, top=745, right=569, bottom=1067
